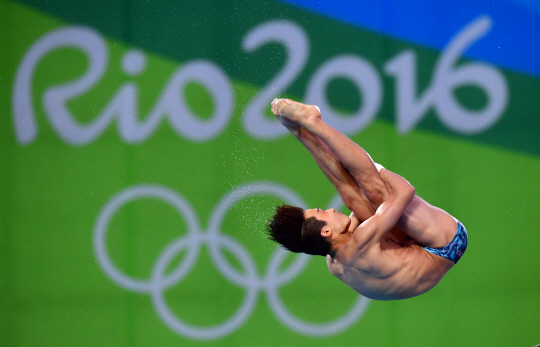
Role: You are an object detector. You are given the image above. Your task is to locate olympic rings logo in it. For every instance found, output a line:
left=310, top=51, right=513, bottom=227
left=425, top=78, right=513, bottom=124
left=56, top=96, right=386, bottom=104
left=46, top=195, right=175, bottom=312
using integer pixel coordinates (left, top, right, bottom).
left=93, top=182, right=369, bottom=340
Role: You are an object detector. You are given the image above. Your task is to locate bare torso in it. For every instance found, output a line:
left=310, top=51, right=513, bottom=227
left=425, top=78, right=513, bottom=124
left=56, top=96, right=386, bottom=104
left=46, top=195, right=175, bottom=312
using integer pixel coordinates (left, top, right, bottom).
left=326, top=234, right=455, bottom=300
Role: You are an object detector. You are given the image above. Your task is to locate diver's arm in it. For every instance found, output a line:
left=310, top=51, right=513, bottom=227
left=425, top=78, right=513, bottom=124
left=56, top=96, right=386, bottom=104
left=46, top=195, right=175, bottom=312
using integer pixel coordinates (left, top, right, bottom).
left=353, top=169, right=415, bottom=245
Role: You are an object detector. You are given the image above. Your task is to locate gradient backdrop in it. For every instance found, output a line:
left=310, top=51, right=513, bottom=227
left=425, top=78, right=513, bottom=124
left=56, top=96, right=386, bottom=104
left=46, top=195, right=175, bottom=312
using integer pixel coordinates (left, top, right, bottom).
left=1, top=0, right=539, bottom=346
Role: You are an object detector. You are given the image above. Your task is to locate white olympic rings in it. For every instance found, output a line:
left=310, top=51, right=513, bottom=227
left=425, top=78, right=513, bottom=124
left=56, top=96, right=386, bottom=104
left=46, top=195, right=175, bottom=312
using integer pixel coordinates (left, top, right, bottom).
left=93, top=182, right=369, bottom=340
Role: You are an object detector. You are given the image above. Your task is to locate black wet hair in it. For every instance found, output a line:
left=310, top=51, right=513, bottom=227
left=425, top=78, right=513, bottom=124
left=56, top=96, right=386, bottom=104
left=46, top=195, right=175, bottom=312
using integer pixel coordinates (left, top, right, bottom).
left=265, top=204, right=330, bottom=256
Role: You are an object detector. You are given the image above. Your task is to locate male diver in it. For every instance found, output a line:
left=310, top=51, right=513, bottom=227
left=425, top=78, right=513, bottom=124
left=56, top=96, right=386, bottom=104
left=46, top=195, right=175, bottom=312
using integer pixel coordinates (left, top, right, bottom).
left=266, top=98, right=468, bottom=300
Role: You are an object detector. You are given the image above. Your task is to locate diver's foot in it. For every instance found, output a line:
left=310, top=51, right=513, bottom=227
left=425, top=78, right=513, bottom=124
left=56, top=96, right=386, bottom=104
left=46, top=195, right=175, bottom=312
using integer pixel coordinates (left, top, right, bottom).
left=271, top=98, right=321, bottom=128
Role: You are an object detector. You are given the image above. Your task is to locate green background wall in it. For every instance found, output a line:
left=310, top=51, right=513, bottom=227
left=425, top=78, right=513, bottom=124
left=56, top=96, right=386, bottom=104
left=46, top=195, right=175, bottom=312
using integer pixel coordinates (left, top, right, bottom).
left=1, top=0, right=539, bottom=346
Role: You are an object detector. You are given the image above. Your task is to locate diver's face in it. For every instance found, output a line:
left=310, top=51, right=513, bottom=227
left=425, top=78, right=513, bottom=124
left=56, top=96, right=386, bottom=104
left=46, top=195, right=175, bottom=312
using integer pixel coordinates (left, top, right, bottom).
left=304, top=208, right=351, bottom=237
